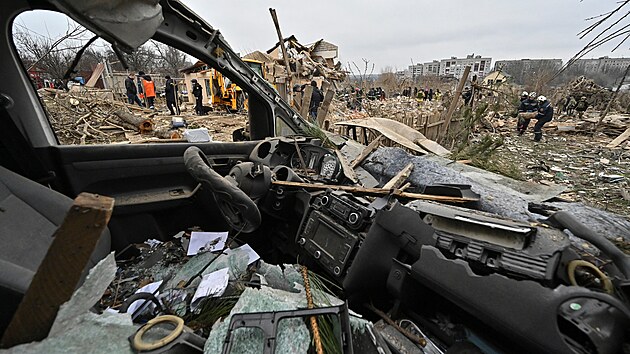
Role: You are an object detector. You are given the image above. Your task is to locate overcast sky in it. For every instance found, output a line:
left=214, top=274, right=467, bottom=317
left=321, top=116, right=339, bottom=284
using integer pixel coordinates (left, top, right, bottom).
left=14, top=0, right=626, bottom=72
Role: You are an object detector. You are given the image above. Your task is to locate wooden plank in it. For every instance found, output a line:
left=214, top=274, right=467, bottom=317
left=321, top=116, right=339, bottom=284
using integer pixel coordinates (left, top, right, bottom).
left=272, top=180, right=478, bottom=203
left=85, top=63, right=105, bottom=87
left=300, top=85, right=314, bottom=119
left=441, top=65, right=471, bottom=139
left=316, top=90, right=335, bottom=126
left=351, top=135, right=384, bottom=168
left=606, top=127, right=630, bottom=148
left=383, top=162, right=414, bottom=190
left=1, top=193, right=114, bottom=348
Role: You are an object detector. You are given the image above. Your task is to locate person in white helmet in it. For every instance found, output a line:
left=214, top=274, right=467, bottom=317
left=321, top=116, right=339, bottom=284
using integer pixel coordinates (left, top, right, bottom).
left=533, top=95, right=553, bottom=142
left=517, top=91, right=538, bottom=135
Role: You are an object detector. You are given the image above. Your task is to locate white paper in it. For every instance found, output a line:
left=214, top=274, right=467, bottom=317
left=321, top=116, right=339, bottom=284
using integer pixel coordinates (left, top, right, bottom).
left=187, top=231, right=228, bottom=256
left=191, top=268, right=230, bottom=310
left=183, top=128, right=212, bottom=142
left=126, top=280, right=163, bottom=316
left=227, top=244, right=260, bottom=265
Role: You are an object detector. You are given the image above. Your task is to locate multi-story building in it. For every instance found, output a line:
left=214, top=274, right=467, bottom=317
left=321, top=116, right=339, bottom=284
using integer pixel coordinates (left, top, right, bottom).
left=439, top=54, right=491, bottom=79
left=407, top=63, right=423, bottom=78
left=422, top=60, right=440, bottom=76
left=571, top=56, right=630, bottom=73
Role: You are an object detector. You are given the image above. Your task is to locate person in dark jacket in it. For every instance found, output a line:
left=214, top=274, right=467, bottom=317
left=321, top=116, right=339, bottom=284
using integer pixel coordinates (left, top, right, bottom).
left=533, top=95, right=553, bottom=142
left=517, top=91, right=538, bottom=135
left=191, top=79, right=203, bottom=115
left=462, top=87, right=472, bottom=106
left=309, top=81, right=324, bottom=120
left=137, top=71, right=146, bottom=107
left=125, top=73, right=143, bottom=106
left=164, top=75, right=179, bottom=115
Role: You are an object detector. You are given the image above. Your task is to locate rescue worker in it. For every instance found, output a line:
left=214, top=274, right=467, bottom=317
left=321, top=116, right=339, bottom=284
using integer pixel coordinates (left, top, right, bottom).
left=124, top=73, right=143, bottom=107
left=517, top=92, right=538, bottom=135
left=462, top=87, right=472, bottom=106
left=575, top=96, right=589, bottom=118
left=191, top=79, right=203, bottom=115
left=309, top=81, right=324, bottom=120
left=141, top=74, right=156, bottom=109
left=533, top=95, right=553, bottom=142
left=520, top=91, right=529, bottom=103
left=165, top=75, right=179, bottom=115
left=566, top=96, right=577, bottom=116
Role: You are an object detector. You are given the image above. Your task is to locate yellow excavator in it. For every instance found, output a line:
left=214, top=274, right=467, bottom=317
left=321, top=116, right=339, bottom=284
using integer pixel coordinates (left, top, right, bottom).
left=209, top=59, right=269, bottom=112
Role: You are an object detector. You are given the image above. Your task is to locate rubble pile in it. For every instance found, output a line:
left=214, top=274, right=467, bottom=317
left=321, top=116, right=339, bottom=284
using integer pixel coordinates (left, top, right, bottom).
left=562, top=76, right=612, bottom=109
left=246, top=36, right=347, bottom=87
left=38, top=88, right=246, bottom=144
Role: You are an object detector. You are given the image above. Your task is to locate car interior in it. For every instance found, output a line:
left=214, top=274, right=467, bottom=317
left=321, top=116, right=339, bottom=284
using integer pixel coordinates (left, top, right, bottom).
left=1, top=0, right=629, bottom=353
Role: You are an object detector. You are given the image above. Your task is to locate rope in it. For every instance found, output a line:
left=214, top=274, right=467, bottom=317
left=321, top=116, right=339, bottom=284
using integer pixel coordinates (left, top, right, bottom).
left=301, top=266, right=324, bottom=354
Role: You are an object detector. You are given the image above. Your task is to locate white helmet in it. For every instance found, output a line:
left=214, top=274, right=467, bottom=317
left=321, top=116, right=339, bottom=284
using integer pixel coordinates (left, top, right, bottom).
left=528, top=92, right=537, bottom=99
left=537, top=95, right=547, bottom=102
left=521, top=91, right=528, bottom=97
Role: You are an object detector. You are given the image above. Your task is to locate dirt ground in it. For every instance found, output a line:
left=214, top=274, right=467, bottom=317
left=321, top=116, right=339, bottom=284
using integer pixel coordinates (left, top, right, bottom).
left=493, top=113, right=630, bottom=218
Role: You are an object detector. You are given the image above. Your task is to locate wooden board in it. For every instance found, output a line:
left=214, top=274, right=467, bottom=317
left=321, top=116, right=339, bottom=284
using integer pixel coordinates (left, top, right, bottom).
left=350, top=135, right=383, bottom=168
left=1, top=193, right=114, bottom=348
left=336, top=118, right=451, bottom=156
left=316, top=90, right=335, bottom=126
left=300, top=85, right=314, bottom=119
left=272, top=180, right=479, bottom=203
left=606, top=127, right=630, bottom=148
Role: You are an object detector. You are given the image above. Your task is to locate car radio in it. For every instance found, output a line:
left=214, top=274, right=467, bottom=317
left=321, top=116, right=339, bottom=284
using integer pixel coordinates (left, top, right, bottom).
left=296, top=191, right=374, bottom=277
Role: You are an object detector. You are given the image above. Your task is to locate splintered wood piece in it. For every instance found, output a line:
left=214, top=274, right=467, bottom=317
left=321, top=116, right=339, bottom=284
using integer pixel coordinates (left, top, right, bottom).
left=606, top=127, right=630, bottom=148
left=300, top=85, right=314, bottom=119
left=350, top=135, right=384, bottom=169
left=316, top=90, right=335, bottom=126
left=271, top=180, right=478, bottom=203
left=383, top=162, right=414, bottom=190
left=1, top=193, right=114, bottom=348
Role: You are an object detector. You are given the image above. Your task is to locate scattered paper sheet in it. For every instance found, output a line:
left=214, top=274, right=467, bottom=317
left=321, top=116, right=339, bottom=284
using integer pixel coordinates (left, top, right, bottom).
left=126, top=280, right=163, bottom=316
left=191, top=268, right=230, bottom=310
left=187, top=231, right=228, bottom=256
left=227, top=243, right=260, bottom=265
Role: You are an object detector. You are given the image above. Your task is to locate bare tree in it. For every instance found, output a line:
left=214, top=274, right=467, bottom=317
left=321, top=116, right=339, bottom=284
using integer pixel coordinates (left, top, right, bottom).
left=13, top=22, right=88, bottom=79
left=346, top=58, right=374, bottom=89
left=151, top=41, right=191, bottom=77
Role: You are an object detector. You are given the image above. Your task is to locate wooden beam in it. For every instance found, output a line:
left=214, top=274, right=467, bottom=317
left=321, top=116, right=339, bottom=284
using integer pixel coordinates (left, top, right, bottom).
left=606, top=127, right=630, bottom=148
left=300, top=85, right=314, bottom=119
left=441, top=66, right=471, bottom=139
left=272, top=180, right=479, bottom=203
left=1, top=193, right=114, bottom=348
left=382, top=162, right=414, bottom=190
left=269, top=9, right=292, bottom=88
left=350, top=135, right=384, bottom=169
left=316, top=90, right=335, bottom=126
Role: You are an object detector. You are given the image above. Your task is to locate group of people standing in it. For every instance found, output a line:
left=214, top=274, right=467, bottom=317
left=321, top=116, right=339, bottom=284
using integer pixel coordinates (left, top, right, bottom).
left=517, top=91, right=554, bottom=142
left=402, top=87, right=441, bottom=102
left=124, top=72, right=180, bottom=115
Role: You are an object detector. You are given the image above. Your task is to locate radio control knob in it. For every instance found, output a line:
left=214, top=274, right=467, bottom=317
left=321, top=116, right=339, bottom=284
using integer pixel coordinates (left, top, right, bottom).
left=298, top=237, right=306, bottom=246
left=348, top=212, right=359, bottom=224
left=333, top=266, right=341, bottom=275
left=314, top=251, right=321, bottom=259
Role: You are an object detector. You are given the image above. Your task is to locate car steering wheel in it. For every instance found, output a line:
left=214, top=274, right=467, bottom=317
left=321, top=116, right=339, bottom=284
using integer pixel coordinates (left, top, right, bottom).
left=184, top=146, right=261, bottom=233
